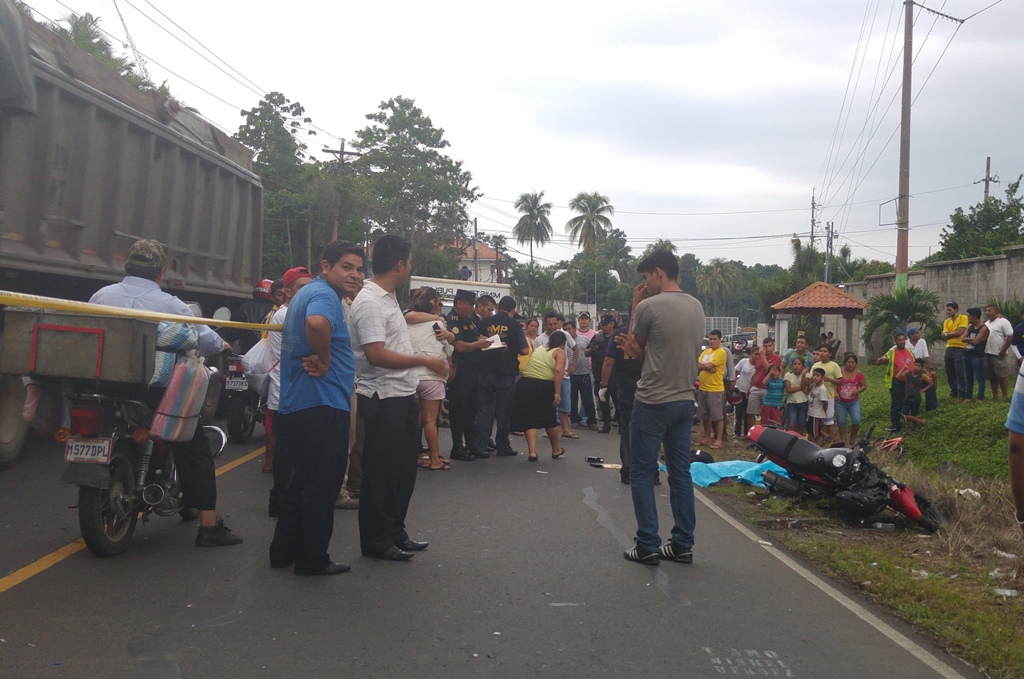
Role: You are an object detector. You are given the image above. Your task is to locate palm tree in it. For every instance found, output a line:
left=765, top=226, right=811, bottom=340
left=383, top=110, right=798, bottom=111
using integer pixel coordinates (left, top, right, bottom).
left=512, top=191, right=553, bottom=263
left=696, top=258, right=743, bottom=316
left=566, top=191, right=614, bottom=253
left=642, top=238, right=677, bottom=257
left=861, top=286, right=941, bottom=352
left=601, top=228, right=634, bottom=282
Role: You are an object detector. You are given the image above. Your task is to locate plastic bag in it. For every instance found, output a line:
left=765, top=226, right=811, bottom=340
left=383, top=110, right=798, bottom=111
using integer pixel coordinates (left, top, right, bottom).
left=151, top=355, right=210, bottom=442
left=241, top=339, right=276, bottom=399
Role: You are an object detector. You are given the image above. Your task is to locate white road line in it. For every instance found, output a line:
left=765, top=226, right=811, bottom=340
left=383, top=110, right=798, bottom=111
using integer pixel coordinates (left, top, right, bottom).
left=695, top=490, right=966, bottom=679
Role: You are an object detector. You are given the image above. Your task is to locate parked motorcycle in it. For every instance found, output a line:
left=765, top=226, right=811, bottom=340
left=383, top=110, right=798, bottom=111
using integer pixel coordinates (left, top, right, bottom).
left=748, top=424, right=946, bottom=532
left=222, top=353, right=263, bottom=444
left=59, top=381, right=228, bottom=557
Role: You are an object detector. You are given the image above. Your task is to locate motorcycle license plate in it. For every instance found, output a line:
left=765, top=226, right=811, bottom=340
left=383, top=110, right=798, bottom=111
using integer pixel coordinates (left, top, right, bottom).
left=225, top=377, right=248, bottom=391
left=65, top=437, right=112, bottom=464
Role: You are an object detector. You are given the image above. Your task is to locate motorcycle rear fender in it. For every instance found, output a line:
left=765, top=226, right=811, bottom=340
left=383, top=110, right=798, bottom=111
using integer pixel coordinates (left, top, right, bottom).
left=61, top=462, right=111, bottom=489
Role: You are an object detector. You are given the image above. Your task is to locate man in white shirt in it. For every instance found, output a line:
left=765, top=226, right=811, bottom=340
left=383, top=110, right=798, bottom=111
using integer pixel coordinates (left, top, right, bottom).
left=349, top=235, right=448, bottom=562
left=265, top=266, right=312, bottom=516
left=985, top=304, right=1015, bottom=401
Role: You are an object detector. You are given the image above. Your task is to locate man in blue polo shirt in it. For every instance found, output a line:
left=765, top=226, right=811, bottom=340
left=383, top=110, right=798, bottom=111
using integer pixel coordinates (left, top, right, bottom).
left=269, top=240, right=361, bottom=576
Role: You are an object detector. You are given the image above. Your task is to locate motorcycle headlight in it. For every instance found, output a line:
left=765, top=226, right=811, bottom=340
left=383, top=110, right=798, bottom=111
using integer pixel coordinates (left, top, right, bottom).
left=831, top=454, right=848, bottom=468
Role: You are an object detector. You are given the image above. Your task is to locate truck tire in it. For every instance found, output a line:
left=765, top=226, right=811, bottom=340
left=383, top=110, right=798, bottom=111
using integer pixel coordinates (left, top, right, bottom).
left=78, top=451, right=139, bottom=557
left=0, top=375, right=30, bottom=469
left=226, top=394, right=256, bottom=444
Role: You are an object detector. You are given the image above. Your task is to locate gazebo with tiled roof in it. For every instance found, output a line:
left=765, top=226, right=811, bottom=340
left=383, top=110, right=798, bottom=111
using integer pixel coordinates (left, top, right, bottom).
left=771, top=281, right=866, bottom=356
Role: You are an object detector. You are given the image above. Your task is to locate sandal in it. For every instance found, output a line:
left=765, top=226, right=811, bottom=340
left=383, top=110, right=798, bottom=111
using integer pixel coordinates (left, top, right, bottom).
left=552, top=448, right=566, bottom=459
left=562, top=431, right=580, bottom=440
left=528, top=454, right=538, bottom=462
left=428, top=460, right=451, bottom=471
left=417, top=455, right=432, bottom=469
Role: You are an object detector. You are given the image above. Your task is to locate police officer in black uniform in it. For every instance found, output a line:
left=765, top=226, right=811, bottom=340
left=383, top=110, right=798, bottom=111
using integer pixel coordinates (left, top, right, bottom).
left=602, top=325, right=648, bottom=485
left=447, top=289, right=490, bottom=461
left=474, top=296, right=529, bottom=457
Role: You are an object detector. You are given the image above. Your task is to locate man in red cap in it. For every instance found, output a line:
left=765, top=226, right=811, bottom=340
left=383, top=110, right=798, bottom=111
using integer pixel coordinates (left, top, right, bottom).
left=266, top=266, right=313, bottom=512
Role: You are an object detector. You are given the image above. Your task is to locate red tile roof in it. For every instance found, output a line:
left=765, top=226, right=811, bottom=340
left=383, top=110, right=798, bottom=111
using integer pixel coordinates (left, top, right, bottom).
left=771, top=281, right=866, bottom=314
left=459, top=241, right=498, bottom=259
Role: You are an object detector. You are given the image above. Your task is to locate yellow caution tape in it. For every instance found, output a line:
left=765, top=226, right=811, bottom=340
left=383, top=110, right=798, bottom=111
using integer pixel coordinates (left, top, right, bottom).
left=0, top=290, right=281, bottom=331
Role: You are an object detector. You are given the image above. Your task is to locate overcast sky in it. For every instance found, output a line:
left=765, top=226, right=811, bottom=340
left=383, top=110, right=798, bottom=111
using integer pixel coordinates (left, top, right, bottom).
left=24, top=0, right=1024, bottom=273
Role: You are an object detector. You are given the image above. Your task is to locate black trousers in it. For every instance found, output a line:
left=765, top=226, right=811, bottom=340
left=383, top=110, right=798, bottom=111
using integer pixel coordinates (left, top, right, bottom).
left=889, top=381, right=906, bottom=429
left=570, top=373, right=597, bottom=425
left=270, top=406, right=349, bottom=572
left=475, top=372, right=516, bottom=454
left=269, top=413, right=294, bottom=516
left=357, top=393, right=420, bottom=552
left=615, top=378, right=638, bottom=481
left=448, top=366, right=478, bottom=454
left=172, top=424, right=217, bottom=511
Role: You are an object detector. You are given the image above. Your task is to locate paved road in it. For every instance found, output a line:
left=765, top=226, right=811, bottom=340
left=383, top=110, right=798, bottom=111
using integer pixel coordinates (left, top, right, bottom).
left=0, top=422, right=978, bottom=678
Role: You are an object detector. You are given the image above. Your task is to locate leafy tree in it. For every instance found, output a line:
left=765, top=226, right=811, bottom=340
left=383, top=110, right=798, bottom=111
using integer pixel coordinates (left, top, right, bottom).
left=696, top=258, right=743, bottom=316
left=510, top=262, right=557, bottom=318
left=642, top=239, right=677, bottom=257
left=512, top=191, right=553, bottom=263
left=45, top=12, right=161, bottom=92
left=678, top=252, right=701, bottom=297
left=936, top=178, right=1024, bottom=260
left=351, top=96, right=479, bottom=250
left=600, top=228, right=634, bottom=283
left=235, top=92, right=313, bottom=190
left=861, top=286, right=941, bottom=353
left=566, top=191, right=613, bottom=253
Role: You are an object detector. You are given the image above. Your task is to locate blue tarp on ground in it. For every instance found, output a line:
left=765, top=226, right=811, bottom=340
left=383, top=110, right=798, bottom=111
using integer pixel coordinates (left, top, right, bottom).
left=658, top=460, right=790, bottom=488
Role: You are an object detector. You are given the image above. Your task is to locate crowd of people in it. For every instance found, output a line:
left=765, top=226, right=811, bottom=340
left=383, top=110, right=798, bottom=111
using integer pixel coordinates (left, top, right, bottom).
left=94, top=238, right=1024, bottom=575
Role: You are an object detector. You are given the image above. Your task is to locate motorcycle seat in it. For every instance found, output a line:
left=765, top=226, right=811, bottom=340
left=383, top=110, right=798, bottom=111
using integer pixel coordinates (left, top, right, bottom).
left=759, top=427, right=823, bottom=468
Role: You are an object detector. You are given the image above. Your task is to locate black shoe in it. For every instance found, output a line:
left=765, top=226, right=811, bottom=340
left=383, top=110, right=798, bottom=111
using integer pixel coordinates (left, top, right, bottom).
left=598, top=426, right=611, bottom=434
left=486, top=440, right=497, bottom=452
left=195, top=519, right=243, bottom=547
left=496, top=448, right=518, bottom=457
left=396, top=538, right=429, bottom=551
left=270, top=556, right=294, bottom=569
left=362, top=546, right=415, bottom=561
left=295, top=561, right=351, bottom=576
left=658, top=542, right=693, bottom=564
left=450, top=450, right=476, bottom=462
left=624, top=545, right=660, bottom=565
left=474, top=449, right=491, bottom=459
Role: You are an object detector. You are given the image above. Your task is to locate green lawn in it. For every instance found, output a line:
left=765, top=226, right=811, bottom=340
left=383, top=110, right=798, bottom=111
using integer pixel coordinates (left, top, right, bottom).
left=855, top=364, right=1012, bottom=480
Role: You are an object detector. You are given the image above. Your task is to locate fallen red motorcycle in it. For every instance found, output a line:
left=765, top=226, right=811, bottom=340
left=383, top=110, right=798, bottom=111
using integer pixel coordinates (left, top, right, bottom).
left=748, top=424, right=946, bottom=532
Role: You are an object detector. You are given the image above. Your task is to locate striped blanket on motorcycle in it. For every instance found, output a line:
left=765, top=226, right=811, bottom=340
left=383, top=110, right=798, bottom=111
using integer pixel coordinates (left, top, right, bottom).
left=150, top=322, right=208, bottom=442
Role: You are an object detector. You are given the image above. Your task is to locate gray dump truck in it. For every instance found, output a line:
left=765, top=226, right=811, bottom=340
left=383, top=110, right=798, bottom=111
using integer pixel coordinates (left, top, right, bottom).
left=0, top=6, right=264, bottom=467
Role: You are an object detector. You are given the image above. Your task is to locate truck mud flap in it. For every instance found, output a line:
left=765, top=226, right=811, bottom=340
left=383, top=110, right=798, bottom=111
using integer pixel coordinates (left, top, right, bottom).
left=61, top=462, right=111, bottom=489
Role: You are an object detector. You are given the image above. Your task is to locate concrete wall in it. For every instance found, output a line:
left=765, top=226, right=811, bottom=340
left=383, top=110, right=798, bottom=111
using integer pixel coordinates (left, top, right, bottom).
left=821, top=245, right=1024, bottom=359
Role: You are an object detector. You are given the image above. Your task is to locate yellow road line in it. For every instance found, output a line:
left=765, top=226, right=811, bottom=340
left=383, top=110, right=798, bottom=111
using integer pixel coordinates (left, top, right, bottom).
left=0, top=540, right=86, bottom=594
left=0, top=446, right=266, bottom=595
left=216, top=447, right=265, bottom=476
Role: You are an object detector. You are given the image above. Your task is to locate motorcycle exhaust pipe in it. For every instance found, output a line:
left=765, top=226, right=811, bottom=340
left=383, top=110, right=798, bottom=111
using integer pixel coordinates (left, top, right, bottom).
left=141, top=484, right=166, bottom=506
left=762, top=470, right=802, bottom=496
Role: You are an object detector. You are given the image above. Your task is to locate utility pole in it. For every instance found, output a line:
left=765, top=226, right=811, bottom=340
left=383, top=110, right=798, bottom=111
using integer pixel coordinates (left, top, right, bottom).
left=472, top=217, right=479, bottom=282
left=894, top=1, right=964, bottom=291
left=981, top=156, right=1000, bottom=200
left=810, top=190, right=818, bottom=251
left=895, top=0, right=913, bottom=291
left=823, top=221, right=836, bottom=284
left=322, top=139, right=363, bottom=240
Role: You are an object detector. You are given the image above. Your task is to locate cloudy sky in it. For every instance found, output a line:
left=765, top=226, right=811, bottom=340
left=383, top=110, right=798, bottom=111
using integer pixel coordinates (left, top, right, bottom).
left=23, top=0, right=1024, bottom=272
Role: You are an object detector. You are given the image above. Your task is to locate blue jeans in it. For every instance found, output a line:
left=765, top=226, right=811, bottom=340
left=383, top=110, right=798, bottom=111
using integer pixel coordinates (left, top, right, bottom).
left=629, top=399, right=696, bottom=552
left=964, top=353, right=986, bottom=400
left=834, top=399, right=861, bottom=427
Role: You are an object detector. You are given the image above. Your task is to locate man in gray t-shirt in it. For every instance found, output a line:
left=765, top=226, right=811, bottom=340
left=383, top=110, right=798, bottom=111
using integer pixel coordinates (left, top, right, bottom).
left=617, top=249, right=705, bottom=566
